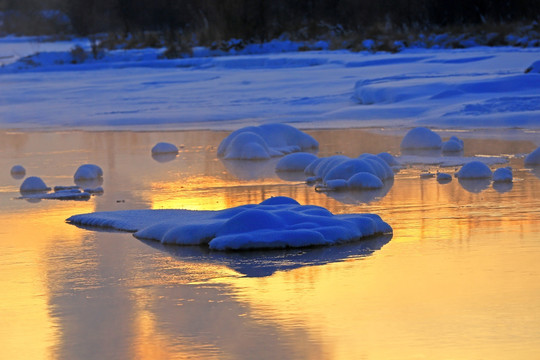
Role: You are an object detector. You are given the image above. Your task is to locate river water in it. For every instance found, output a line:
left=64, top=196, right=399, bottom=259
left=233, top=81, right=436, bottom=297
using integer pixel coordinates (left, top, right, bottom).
left=1, top=128, right=539, bottom=359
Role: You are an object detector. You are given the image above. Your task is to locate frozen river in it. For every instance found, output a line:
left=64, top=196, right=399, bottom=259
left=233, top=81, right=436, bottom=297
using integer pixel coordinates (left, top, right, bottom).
left=1, top=128, right=540, bottom=359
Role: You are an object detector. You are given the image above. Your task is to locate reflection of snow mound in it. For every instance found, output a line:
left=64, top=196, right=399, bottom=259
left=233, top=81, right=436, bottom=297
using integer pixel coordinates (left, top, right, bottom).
left=74, top=164, right=103, bottom=180
left=400, top=127, right=442, bottom=150
left=151, top=142, right=178, bottom=154
left=493, top=167, right=512, bottom=182
left=459, top=178, right=491, bottom=193
left=456, top=161, right=492, bottom=179
left=218, top=124, right=318, bottom=160
left=67, top=196, right=392, bottom=251
left=20, top=176, right=50, bottom=193
left=524, top=146, right=540, bottom=166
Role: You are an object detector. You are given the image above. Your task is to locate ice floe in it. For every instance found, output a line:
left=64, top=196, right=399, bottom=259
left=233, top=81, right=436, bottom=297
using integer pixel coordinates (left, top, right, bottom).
left=67, top=196, right=392, bottom=251
left=217, top=124, right=318, bottom=160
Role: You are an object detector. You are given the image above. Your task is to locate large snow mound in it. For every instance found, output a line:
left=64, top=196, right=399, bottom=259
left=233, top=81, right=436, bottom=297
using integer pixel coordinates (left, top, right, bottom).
left=456, top=161, right=492, bottom=179
left=524, top=146, right=540, bottom=166
left=74, top=164, right=103, bottom=180
left=20, top=176, right=50, bottom=193
left=67, top=196, right=392, bottom=251
left=217, top=124, right=319, bottom=160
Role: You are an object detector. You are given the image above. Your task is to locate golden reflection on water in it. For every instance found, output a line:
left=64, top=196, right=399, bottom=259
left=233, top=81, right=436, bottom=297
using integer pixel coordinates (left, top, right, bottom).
left=0, top=202, right=95, bottom=360
left=1, top=129, right=540, bottom=359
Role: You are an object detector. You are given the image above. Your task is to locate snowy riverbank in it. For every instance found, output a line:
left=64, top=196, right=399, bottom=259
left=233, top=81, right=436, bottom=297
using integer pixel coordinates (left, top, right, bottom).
left=1, top=36, right=539, bottom=131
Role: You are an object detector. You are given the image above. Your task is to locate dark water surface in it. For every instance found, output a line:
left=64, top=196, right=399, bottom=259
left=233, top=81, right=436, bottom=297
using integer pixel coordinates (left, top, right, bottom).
left=1, top=129, right=539, bottom=359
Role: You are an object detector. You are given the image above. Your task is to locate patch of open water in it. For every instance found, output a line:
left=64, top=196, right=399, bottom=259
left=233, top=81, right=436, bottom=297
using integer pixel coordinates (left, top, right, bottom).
left=1, top=129, right=539, bottom=359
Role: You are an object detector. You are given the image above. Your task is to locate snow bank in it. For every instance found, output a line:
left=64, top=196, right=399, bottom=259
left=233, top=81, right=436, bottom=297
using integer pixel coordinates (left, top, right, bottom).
left=456, top=161, right=492, bottom=179
left=151, top=142, right=178, bottom=154
left=20, top=176, right=50, bottom=193
left=524, top=146, right=540, bottom=166
left=217, top=124, right=318, bottom=160
left=67, top=196, right=392, bottom=251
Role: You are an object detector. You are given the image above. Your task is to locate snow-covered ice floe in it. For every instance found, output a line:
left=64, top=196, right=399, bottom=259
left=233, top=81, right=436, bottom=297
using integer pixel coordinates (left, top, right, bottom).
left=218, top=124, right=318, bottom=160
left=67, top=196, right=392, bottom=251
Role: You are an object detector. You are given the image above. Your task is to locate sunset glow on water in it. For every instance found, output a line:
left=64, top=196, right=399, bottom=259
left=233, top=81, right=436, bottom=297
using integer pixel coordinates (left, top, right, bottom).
left=1, top=129, right=539, bottom=359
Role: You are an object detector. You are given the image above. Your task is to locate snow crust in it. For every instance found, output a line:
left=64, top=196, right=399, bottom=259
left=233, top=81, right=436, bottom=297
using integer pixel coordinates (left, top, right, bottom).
left=67, top=196, right=392, bottom=251
left=217, top=124, right=319, bottom=160
left=1, top=37, right=540, bottom=130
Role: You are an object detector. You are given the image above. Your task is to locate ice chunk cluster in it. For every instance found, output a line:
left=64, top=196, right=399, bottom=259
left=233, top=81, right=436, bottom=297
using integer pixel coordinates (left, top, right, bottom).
left=400, top=127, right=464, bottom=155
left=217, top=124, right=318, bottom=160
left=303, top=153, right=395, bottom=191
left=67, top=196, right=392, bottom=251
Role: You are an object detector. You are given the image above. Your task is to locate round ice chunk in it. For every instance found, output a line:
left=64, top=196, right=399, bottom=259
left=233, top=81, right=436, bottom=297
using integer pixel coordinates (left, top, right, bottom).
left=276, top=152, right=318, bottom=172
left=524, top=146, right=540, bottom=166
left=151, top=142, right=178, bottom=154
left=456, top=161, right=492, bottom=179
left=74, top=164, right=103, bottom=180
left=400, top=127, right=442, bottom=150
left=347, top=172, right=384, bottom=189
left=11, top=165, right=26, bottom=179
left=493, top=167, right=512, bottom=182
left=20, top=176, right=50, bottom=193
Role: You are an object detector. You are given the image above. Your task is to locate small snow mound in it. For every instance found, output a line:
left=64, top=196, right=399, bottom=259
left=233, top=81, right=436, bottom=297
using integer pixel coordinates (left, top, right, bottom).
left=493, top=167, right=513, bottom=182
left=348, top=172, right=384, bottom=189
left=276, top=152, right=318, bottom=172
left=524, top=60, right=540, bottom=74
left=437, top=172, right=453, bottom=183
left=74, top=164, right=103, bottom=180
left=218, top=124, right=318, bottom=160
left=10, top=165, right=26, bottom=179
left=400, top=127, right=442, bottom=150
left=442, top=136, right=464, bottom=153
left=456, top=161, right=492, bottom=179
left=524, top=146, right=540, bottom=166
left=20, top=176, right=51, bottom=193
left=11, top=165, right=26, bottom=175
left=151, top=142, right=179, bottom=154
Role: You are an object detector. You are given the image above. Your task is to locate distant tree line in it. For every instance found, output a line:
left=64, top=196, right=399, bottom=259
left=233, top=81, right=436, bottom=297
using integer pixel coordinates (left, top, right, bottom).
left=1, top=0, right=538, bottom=42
